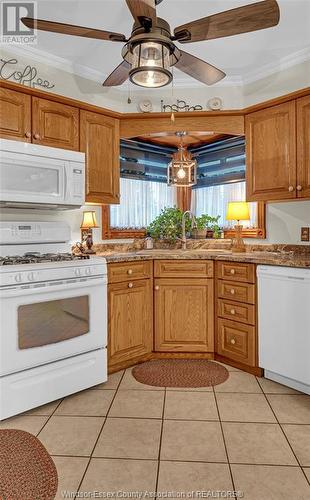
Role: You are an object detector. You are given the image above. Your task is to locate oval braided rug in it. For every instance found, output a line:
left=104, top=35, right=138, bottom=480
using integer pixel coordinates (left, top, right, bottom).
left=132, top=359, right=229, bottom=387
left=0, top=429, right=58, bottom=500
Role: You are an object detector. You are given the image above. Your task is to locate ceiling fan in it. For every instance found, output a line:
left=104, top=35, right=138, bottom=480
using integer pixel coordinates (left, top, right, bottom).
left=21, top=0, right=280, bottom=89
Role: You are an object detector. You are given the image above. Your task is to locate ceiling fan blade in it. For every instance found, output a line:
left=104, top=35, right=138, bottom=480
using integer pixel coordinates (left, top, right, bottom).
left=125, top=0, right=157, bottom=24
left=103, top=61, right=131, bottom=87
left=174, top=0, right=280, bottom=43
left=21, top=17, right=126, bottom=42
left=174, top=50, right=225, bottom=85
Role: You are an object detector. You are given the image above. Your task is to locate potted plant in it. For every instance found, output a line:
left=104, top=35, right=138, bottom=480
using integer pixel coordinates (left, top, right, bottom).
left=147, top=207, right=192, bottom=242
left=191, top=214, right=221, bottom=239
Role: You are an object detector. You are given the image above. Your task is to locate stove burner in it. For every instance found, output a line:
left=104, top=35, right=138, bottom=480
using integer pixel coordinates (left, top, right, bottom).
left=0, top=253, right=90, bottom=266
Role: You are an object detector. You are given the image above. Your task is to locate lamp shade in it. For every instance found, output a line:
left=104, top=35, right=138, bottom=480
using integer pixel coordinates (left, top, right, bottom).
left=80, top=211, right=99, bottom=229
left=226, top=202, right=250, bottom=222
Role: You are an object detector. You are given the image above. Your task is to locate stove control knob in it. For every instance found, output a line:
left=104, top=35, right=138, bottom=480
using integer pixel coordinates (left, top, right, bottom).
left=14, top=273, right=22, bottom=283
left=85, top=267, right=92, bottom=275
left=74, top=268, right=82, bottom=277
left=28, top=272, right=35, bottom=281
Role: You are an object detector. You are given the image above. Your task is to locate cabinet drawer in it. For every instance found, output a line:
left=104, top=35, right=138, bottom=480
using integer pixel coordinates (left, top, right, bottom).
left=217, top=280, right=255, bottom=304
left=217, top=261, right=255, bottom=283
left=154, top=260, right=214, bottom=278
left=108, top=261, right=152, bottom=283
left=217, top=318, right=256, bottom=366
left=218, top=299, right=255, bottom=325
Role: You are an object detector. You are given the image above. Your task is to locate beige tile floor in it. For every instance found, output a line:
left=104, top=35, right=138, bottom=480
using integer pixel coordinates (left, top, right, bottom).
left=1, top=363, right=310, bottom=500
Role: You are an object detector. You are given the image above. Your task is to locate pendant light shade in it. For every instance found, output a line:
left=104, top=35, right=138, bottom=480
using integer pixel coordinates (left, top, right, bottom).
left=167, top=132, right=197, bottom=187
left=129, top=41, right=172, bottom=88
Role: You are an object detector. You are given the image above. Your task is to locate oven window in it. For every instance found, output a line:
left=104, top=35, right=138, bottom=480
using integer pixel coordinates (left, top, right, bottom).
left=18, top=296, right=89, bottom=349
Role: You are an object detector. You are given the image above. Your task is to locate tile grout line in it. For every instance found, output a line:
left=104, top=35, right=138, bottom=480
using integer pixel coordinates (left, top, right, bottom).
left=74, top=369, right=126, bottom=499
left=260, top=385, right=310, bottom=487
left=155, top=387, right=167, bottom=494
left=36, top=398, right=64, bottom=437
left=212, top=384, right=237, bottom=496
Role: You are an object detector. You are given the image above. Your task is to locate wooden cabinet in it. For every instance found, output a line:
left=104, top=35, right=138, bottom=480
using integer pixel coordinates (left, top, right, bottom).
left=80, top=110, right=120, bottom=204
left=297, top=95, right=310, bottom=198
left=108, top=277, right=153, bottom=368
left=246, top=101, right=296, bottom=201
left=108, top=261, right=152, bottom=283
left=154, top=260, right=214, bottom=278
left=216, top=261, right=258, bottom=369
left=32, top=97, right=79, bottom=150
left=154, top=276, right=214, bottom=352
left=0, top=87, right=31, bottom=142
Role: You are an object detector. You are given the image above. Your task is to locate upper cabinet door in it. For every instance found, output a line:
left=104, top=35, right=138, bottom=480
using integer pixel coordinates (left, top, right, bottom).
left=246, top=101, right=296, bottom=201
left=0, top=88, right=31, bottom=142
left=32, top=97, right=79, bottom=150
left=297, top=95, right=310, bottom=199
left=80, top=110, right=120, bottom=204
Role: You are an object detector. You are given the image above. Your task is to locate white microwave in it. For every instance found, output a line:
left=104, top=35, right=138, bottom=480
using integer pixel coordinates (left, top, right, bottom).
left=0, top=139, right=85, bottom=209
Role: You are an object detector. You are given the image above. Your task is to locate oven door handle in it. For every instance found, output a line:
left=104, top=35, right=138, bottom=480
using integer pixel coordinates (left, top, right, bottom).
left=0, top=276, right=107, bottom=298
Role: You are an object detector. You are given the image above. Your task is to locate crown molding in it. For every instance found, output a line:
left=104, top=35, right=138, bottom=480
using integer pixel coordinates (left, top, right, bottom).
left=2, top=44, right=310, bottom=91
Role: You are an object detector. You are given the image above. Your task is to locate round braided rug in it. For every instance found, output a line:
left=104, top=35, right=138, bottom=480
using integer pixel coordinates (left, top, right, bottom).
left=132, top=359, right=229, bottom=388
left=0, top=429, right=58, bottom=500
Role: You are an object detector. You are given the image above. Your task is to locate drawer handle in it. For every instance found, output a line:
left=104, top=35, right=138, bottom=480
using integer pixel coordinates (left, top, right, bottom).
left=128, top=282, right=133, bottom=288
left=288, top=185, right=294, bottom=192
left=230, top=338, right=236, bottom=345
left=296, top=185, right=302, bottom=191
left=230, top=309, right=236, bottom=315
left=33, top=133, right=41, bottom=140
left=127, top=269, right=133, bottom=275
left=154, top=285, right=159, bottom=291
left=230, top=288, right=235, bottom=295
left=25, top=131, right=31, bottom=138
left=230, top=269, right=236, bottom=275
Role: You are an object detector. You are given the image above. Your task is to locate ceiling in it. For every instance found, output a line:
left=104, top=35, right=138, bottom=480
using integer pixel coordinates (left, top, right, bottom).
left=11, top=0, right=310, bottom=87
left=134, top=132, right=234, bottom=148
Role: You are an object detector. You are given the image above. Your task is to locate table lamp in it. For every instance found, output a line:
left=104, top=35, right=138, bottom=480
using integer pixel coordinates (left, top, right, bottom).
left=80, top=211, right=99, bottom=254
left=226, top=202, right=250, bottom=253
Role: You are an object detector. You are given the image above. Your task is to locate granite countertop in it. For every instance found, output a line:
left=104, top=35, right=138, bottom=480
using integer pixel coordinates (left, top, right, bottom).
left=95, top=249, right=310, bottom=269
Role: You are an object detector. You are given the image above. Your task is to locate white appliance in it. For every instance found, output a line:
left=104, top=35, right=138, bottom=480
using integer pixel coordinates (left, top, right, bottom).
left=258, top=265, right=310, bottom=394
left=0, top=221, right=107, bottom=420
left=0, top=139, right=85, bottom=209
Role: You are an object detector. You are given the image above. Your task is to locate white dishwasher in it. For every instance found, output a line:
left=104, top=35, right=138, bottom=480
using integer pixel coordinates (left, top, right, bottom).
left=257, top=265, right=310, bottom=394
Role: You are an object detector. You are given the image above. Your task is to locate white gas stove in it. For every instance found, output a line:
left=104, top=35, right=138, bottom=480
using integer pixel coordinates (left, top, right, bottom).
left=0, top=221, right=108, bottom=420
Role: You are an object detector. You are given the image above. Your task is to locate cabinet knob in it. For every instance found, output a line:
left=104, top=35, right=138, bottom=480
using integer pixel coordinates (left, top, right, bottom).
left=127, top=269, right=133, bottom=275
left=155, top=285, right=159, bottom=291
left=25, top=131, right=31, bottom=138
left=288, top=185, right=294, bottom=192
left=230, top=309, right=236, bottom=315
left=296, top=185, right=302, bottom=191
left=230, top=338, right=236, bottom=345
left=33, top=133, right=41, bottom=140
left=230, top=269, right=235, bottom=275
left=230, top=288, right=235, bottom=295
left=128, top=282, right=133, bottom=288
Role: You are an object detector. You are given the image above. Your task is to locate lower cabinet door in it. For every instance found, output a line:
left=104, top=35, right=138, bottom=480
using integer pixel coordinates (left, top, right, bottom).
left=154, top=278, right=214, bottom=352
left=217, top=318, right=256, bottom=366
left=108, top=279, right=153, bottom=367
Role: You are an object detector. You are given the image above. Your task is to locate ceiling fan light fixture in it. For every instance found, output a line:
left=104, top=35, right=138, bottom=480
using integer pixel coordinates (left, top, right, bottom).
left=129, top=41, right=172, bottom=88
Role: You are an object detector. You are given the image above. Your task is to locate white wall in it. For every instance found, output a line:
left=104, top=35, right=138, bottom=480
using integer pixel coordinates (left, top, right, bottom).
left=264, top=201, right=310, bottom=244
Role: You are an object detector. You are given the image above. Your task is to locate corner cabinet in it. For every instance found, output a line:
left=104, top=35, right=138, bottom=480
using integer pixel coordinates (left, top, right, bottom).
left=0, top=87, right=31, bottom=142
left=80, top=110, right=120, bottom=204
left=246, top=101, right=297, bottom=201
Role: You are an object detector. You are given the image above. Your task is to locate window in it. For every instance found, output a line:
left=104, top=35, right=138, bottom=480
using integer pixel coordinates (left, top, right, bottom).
left=110, top=177, right=175, bottom=229
left=191, top=181, right=258, bottom=228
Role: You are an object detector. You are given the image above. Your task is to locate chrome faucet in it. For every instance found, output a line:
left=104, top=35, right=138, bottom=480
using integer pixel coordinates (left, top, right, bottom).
left=181, top=211, right=196, bottom=250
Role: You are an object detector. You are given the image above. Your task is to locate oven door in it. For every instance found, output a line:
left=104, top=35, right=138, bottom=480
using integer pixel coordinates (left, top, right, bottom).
left=0, top=276, right=107, bottom=376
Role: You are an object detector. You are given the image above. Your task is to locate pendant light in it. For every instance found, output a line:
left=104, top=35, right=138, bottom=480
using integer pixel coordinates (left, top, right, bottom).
left=167, top=132, right=197, bottom=187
